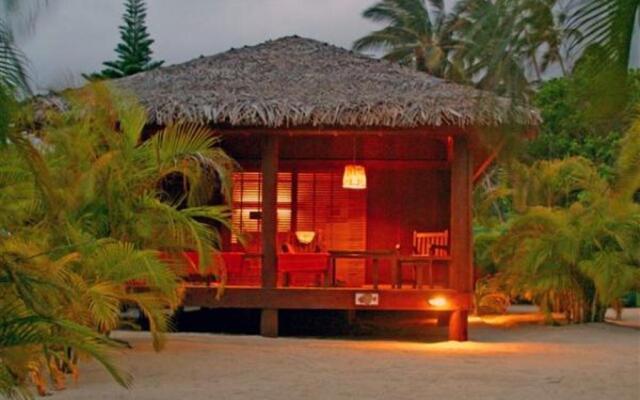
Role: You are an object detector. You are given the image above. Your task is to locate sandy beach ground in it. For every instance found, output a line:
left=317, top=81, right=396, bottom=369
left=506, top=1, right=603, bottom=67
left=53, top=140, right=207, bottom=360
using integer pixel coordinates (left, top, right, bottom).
left=51, top=309, right=639, bottom=400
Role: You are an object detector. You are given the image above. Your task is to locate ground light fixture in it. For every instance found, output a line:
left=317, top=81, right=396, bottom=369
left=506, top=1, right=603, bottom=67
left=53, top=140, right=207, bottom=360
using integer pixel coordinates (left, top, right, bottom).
left=428, top=296, right=448, bottom=308
left=342, top=136, right=367, bottom=189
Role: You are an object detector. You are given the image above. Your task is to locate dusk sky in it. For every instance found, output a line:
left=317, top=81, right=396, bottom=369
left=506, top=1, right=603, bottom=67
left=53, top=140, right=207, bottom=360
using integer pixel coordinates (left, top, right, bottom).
left=10, top=0, right=455, bottom=91
left=8, top=0, right=638, bottom=92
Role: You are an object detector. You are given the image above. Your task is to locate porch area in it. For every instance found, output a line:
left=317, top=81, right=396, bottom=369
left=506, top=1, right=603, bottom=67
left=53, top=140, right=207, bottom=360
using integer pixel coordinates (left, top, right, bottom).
left=180, top=129, right=476, bottom=341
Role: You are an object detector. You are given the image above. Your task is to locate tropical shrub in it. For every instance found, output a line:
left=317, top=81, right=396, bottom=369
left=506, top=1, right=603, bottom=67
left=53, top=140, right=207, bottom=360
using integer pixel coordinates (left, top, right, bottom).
left=473, top=274, right=511, bottom=315
left=0, top=84, right=234, bottom=397
left=486, top=120, right=640, bottom=322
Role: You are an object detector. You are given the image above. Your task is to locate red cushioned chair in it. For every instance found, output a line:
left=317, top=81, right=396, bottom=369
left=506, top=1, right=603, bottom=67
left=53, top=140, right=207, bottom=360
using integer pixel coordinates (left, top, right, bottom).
left=278, top=252, right=330, bottom=287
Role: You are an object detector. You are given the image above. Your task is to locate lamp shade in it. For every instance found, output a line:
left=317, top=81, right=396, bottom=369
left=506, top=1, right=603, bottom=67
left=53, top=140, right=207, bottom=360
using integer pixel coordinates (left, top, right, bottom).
left=342, top=164, right=367, bottom=189
left=295, top=231, right=316, bottom=244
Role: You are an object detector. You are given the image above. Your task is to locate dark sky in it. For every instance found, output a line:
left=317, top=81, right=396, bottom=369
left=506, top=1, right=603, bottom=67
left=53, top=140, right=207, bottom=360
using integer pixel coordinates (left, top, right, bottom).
left=15, top=0, right=457, bottom=91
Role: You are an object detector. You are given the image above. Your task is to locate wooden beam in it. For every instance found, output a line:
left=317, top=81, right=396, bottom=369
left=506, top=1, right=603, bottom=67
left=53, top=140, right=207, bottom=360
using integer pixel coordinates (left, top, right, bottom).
left=472, top=139, right=505, bottom=183
left=261, top=135, right=279, bottom=289
left=183, top=287, right=472, bottom=311
left=219, top=126, right=465, bottom=138
left=239, top=159, right=450, bottom=171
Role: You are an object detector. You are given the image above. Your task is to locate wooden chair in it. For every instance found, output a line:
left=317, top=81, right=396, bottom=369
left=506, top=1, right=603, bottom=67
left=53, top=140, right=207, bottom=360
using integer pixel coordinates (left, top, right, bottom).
left=413, top=230, right=449, bottom=256
left=397, top=230, right=449, bottom=288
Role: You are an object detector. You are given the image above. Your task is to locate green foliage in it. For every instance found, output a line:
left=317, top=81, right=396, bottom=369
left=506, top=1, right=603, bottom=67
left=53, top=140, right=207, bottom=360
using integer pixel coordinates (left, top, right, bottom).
left=0, top=19, right=29, bottom=95
left=479, top=122, right=640, bottom=322
left=526, top=71, right=640, bottom=175
left=0, top=84, right=234, bottom=396
left=452, top=0, right=534, bottom=101
left=355, top=0, right=569, bottom=104
left=473, top=274, right=511, bottom=315
left=84, top=0, right=163, bottom=80
left=0, top=16, right=29, bottom=145
left=353, top=0, right=461, bottom=79
left=568, top=0, right=640, bottom=70
left=1, top=239, right=132, bottom=398
left=0, top=83, right=16, bottom=145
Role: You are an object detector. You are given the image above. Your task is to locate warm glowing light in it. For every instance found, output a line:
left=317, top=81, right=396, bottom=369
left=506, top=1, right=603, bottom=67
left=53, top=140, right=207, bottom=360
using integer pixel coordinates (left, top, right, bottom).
left=295, top=231, right=316, bottom=244
left=428, top=296, right=448, bottom=308
left=342, top=164, right=367, bottom=189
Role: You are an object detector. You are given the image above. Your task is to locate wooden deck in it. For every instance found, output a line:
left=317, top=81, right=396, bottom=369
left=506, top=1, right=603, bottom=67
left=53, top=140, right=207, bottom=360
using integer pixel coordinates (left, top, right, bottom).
left=183, top=284, right=472, bottom=312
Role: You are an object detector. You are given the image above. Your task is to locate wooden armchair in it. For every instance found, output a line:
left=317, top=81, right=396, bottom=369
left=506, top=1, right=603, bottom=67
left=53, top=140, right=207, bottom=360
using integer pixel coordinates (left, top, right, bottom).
left=393, top=230, right=450, bottom=289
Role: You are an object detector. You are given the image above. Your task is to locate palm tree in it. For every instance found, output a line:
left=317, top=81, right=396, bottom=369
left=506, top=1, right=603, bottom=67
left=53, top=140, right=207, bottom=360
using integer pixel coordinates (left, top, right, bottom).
left=450, top=0, right=577, bottom=103
left=568, top=0, right=640, bottom=70
left=0, top=0, right=43, bottom=143
left=0, top=0, right=50, bottom=95
left=563, top=0, right=640, bottom=128
left=353, top=0, right=461, bottom=79
left=519, top=0, right=570, bottom=77
left=451, top=0, right=544, bottom=101
left=0, top=20, right=28, bottom=95
left=0, top=20, right=26, bottom=143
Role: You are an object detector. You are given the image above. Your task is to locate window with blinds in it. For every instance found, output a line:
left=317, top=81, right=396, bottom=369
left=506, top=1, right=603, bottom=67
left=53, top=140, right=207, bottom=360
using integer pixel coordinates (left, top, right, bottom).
left=231, top=171, right=367, bottom=285
left=296, top=172, right=366, bottom=252
left=231, top=172, right=292, bottom=245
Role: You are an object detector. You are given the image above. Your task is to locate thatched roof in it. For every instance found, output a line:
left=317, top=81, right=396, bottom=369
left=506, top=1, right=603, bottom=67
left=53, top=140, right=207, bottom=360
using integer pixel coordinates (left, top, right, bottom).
left=112, top=36, right=538, bottom=129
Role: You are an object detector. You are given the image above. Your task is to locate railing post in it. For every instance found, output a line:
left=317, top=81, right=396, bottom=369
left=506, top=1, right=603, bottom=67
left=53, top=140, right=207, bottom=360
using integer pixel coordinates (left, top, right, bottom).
left=261, top=134, right=279, bottom=337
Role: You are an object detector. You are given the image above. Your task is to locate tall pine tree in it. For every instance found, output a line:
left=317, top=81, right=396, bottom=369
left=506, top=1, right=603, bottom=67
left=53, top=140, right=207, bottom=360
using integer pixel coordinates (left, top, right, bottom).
left=85, top=0, right=163, bottom=80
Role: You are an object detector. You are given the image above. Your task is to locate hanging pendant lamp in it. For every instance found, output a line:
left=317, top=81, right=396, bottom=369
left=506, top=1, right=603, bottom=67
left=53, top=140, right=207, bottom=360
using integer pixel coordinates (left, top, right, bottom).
left=342, top=136, right=367, bottom=190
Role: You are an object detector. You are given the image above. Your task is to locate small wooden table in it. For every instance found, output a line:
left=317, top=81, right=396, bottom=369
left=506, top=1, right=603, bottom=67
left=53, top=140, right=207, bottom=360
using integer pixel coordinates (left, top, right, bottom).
left=328, top=249, right=397, bottom=289
left=394, top=255, right=451, bottom=289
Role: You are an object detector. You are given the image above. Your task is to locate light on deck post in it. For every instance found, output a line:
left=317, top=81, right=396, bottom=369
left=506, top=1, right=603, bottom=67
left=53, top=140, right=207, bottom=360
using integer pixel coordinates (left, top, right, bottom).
left=342, top=136, right=367, bottom=189
left=428, top=296, right=448, bottom=308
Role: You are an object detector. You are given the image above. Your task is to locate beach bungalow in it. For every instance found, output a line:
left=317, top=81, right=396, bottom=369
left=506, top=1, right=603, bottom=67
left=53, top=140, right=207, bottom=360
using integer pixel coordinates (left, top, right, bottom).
left=115, top=36, right=538, bottom=341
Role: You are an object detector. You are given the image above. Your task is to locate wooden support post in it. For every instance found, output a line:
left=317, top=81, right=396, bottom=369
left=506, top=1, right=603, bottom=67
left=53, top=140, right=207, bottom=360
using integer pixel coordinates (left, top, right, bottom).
left=449, top=136, right=473, bottom=341
left=261, top=135, right=279, bottom=289
left=416, top=263, right=424, bottom=289
left=346, top=310, right=357, bottom=325
left=372, top=258, right=380, bottom=289
left=448, top=310, right=468, bottom=341
left=437, top=311, right=451, bottom=327
left=260, top=309, right=279, bottom=338
left=261, top=135, right=279, bottom=337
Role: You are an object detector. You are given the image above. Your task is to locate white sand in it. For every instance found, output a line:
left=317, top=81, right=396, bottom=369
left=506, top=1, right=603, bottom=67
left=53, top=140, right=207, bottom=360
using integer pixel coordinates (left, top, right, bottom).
left=51, top=317, right=639, bottom=400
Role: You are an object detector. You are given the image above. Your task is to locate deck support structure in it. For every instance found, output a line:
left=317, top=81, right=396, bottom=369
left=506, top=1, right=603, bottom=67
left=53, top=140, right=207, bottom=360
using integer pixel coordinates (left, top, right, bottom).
left=260, top=135, right=279, bottom=337
left=448, top=136, right=473, bottom=341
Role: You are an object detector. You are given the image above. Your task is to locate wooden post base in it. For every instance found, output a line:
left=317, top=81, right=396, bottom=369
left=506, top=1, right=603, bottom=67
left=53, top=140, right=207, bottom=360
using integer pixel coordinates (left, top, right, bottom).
left=260, top=308, right=279, bottom=338
left=437, top=311, right=451, bottom=327
left=448, top=310, right=468, bottom=341
left=346, top=310, right=357, bottom=325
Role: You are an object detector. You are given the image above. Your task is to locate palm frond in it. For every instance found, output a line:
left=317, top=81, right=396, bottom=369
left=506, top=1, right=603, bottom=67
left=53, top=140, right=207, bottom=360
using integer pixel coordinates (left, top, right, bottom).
left=0, top=19, right=29, bottom=95
left=567, top=0, right=640, bottom=68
